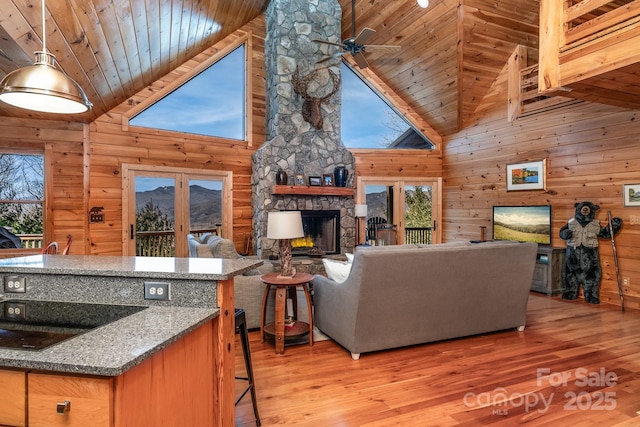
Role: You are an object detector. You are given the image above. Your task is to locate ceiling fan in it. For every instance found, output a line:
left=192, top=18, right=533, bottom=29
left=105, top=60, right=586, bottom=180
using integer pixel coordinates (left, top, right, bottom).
left=312, top=0, right=401, bottom=69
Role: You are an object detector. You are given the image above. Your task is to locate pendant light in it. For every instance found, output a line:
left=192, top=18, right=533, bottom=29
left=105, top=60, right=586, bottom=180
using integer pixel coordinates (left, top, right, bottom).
left=0, top=0, right=92, bottom=114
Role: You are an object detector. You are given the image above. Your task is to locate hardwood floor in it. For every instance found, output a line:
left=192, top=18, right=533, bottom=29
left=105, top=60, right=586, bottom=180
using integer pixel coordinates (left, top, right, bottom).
left=235, top=294, right=640, bottom=426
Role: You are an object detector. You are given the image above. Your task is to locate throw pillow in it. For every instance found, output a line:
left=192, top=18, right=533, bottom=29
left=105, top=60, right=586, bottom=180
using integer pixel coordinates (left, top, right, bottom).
left=322, top=258, right=352, bottom=283
left=345, top=252, right=354, bottom=262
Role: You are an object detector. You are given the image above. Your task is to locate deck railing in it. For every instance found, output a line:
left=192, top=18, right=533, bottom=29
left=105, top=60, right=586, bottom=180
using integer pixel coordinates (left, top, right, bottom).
left=135, top=228, right=219, bottom=257
left=136, top=231, right=176, bottom=257
left=405, top=227, right=432, bottom=245
left=17, top=235, right=44, bottom=249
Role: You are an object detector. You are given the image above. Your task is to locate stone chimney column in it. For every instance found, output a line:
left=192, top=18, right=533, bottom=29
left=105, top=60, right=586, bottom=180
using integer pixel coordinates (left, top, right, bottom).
left=253, top=0, right=355, bottom=259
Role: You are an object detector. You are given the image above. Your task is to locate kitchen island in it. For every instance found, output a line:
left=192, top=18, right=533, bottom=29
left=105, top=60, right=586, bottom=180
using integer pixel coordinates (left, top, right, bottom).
left=0, top=254, right=262, bottom=427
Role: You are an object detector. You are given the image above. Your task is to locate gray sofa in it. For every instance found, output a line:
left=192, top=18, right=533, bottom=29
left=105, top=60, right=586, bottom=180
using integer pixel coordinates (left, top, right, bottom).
left=312, top=241, right=538, bottom=359
left=188, top=234, right=273, bottom=329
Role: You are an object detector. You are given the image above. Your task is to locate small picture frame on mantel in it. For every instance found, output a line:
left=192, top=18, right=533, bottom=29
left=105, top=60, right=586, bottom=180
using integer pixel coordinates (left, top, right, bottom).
left=308, top=176, right=322, bottom=186
left=295, top=174, right=305, bottom=186
left=322, top=173, right=334, bottom=186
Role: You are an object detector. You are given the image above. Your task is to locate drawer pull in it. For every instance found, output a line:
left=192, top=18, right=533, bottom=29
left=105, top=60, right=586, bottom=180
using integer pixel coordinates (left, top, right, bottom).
left=56, top=400, right=71, bottom=414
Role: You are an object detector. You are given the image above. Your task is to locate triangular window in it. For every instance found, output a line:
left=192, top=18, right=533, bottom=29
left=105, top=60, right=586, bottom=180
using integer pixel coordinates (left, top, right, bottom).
left=130, top=44, right=246, bottom=140
left=341, top=62, right=434, bottom=149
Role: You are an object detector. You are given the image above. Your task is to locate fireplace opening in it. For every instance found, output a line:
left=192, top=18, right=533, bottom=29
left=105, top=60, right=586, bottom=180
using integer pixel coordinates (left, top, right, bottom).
left=291, top=210, right=340, bottom=256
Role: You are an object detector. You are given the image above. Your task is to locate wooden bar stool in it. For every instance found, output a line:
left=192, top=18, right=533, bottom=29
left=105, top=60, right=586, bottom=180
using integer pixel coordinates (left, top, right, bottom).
left=235, top=308, right=261, bottom=426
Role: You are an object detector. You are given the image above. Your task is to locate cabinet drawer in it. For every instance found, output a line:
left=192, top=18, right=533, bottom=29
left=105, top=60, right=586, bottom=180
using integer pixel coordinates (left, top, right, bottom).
left=0, top=369, right=26, bottom=427
left=28, top=373, right=113, bottom=427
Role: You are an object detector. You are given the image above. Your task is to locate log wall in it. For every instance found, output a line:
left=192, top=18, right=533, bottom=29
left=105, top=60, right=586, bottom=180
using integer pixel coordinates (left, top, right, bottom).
left=443, top=65, right=640, bottom=310
left=1, top=14, right=637, bottom=311
left=86, top=20, right=267, bottom=254
left=0, top=118, right=86, bottom=256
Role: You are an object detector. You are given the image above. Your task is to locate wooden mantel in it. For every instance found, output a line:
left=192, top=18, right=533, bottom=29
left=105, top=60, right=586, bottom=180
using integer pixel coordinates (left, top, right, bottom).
left=271, top=185, right=354, bottom=197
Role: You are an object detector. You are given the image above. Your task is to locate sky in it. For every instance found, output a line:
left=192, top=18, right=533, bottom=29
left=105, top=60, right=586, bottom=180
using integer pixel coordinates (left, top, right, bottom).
left=130, top=46, right=420, bottom=149
left=340, top=63, right=408, bottom=149
left=131, top=45, right=246, bottom=140
left=135, top=177, right=223, bottom=193
left=494, top=206, right=551, bottom=225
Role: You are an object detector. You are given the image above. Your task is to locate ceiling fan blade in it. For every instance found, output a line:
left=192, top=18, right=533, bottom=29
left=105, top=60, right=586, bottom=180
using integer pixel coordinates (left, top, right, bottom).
left=316, top=51, right=345, bottom=64
left=312, top=39, right=345, bottom=48
left=352, top=52, right=369, bottom=69
left=362, top=44, right=402, bottom=51
left=353, top=27, right=376, bottom=45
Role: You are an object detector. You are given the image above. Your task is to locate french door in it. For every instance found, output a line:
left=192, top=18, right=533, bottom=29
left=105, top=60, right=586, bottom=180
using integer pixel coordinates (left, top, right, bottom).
left=122, top=165, right=232, bottom=257
left=356, top=176, right=442, bottom=245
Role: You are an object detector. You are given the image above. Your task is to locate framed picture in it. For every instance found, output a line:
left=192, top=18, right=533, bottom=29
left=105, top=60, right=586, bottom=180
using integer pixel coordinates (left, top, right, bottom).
left=623, top=183, right=640, bottom=206
left=506, top=159, right=546, bottom=191
left=308, top=176, right=322, bottom=186
left=295, top=174, right=305, bottom=186
left=322, top=173, right=334, bottom=186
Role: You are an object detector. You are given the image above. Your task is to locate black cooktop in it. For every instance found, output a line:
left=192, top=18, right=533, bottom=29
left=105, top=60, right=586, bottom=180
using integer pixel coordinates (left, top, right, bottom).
left=0, top=300, right=147, bottom=351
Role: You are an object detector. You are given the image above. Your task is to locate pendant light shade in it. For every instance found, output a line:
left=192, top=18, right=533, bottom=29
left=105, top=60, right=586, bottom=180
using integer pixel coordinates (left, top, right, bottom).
left=0, top=0, right=92, bottom=114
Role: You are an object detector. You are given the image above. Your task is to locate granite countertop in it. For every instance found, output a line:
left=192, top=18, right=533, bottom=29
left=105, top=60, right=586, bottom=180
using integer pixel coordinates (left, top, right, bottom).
left=0, top=304, right=219, bottom=376
left=0, top=254, right=264, bottom=376
left=0, top=254, right=263, bottom=280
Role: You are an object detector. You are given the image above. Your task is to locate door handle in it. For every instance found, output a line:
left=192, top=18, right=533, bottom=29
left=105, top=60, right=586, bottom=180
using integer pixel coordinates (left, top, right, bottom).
left=130, top=224, right=134, bottom=239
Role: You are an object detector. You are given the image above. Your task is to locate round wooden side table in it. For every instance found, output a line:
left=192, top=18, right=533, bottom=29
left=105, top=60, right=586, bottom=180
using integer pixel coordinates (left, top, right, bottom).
left=260, top=272, right=314, bottom=355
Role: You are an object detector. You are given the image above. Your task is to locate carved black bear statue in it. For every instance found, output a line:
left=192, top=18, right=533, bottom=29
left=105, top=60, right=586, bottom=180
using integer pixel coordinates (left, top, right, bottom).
left=559, top=201, right=622, bottom=304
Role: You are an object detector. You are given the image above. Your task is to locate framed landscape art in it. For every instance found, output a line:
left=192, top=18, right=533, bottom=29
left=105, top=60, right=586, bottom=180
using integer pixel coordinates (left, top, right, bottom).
left=506, top=159, right=546, bottom=191
left=623, top=183, right=640, bottom=206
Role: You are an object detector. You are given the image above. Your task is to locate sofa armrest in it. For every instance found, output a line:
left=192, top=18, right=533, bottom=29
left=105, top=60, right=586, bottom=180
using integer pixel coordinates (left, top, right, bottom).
left=312, top=274, right=359, bottom=347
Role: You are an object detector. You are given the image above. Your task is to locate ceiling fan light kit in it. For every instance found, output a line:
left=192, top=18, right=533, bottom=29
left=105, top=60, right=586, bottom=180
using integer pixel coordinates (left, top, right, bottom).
left=0, top=0, right=92, bottom=114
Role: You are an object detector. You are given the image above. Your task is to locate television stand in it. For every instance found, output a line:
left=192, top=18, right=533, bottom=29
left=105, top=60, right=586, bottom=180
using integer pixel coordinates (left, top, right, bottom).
left=531, top=246, right=565, bottom=295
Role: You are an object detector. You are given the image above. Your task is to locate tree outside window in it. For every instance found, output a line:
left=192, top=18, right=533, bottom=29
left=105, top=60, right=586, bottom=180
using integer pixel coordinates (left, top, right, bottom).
left=0, top=154, right=44, bottom=249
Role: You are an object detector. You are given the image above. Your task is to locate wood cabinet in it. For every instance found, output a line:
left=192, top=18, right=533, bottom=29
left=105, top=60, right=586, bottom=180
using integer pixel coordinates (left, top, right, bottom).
left=27, top=374, right=112, bottom=427
left=0, top=318, right=216, bottom=427
left=531, top=246, right=565, bottom=295
left=0, top=370, right=26, bottom=427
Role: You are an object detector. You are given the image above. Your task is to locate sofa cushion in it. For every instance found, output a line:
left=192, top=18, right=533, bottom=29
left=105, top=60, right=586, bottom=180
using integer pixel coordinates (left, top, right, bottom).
left=322, top=258, right=352, bottom=283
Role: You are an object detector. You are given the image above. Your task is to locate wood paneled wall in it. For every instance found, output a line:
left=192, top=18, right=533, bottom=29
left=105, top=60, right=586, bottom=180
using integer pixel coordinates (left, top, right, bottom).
left=443, top=65, right=640, bottom=310
left=86, top=19, right=267, bottom=254
left=0, top=118, right=86, bottom=256
left=1, top=11, right=636, bottom=313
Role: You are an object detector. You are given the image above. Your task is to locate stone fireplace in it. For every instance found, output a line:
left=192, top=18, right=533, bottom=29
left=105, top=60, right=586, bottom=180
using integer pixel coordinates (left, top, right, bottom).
left=252, top=0, right=355, bottom=259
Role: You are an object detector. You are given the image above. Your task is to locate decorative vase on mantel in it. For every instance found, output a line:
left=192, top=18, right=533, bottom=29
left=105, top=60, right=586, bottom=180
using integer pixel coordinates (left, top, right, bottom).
left=275, top=169, right=288, bottom=185
left=334, top=166, right=348, bottom=187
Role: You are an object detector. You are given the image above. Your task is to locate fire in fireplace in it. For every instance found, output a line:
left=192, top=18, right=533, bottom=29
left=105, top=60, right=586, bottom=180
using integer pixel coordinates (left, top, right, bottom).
left=291, top=210, right=340, bottom=256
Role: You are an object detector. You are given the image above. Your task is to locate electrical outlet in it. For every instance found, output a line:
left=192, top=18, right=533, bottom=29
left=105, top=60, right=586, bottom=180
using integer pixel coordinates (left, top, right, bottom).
left=623, top=277, right=630, bottom=286
left=144, top=281, right=171, bottom=301
left=629, top=215, right=640, bottom=225
left=4, top=301, right=26, bottom=320
left=3, top=275, right=26, bottom=293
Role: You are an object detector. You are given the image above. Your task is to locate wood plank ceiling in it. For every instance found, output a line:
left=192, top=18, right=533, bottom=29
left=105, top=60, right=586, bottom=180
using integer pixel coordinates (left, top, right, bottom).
left=0, top=0, right=541, bottom=137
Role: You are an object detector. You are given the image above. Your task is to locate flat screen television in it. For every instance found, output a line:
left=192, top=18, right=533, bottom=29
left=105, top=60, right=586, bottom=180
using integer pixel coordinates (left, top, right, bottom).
left=492, top=205, right=552, bottom=245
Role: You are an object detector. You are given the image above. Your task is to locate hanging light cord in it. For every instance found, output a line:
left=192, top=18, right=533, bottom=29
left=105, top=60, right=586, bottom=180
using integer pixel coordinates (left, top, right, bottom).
left=41, top=0, right=47, bottom=54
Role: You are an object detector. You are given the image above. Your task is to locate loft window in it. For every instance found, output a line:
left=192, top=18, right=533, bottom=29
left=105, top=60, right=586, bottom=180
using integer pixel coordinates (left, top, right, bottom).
left=0, top=153, right=44, bottom=250
left=130, top=44, right=246, bottom=140
left=341, top=62, right=435, bottom=150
